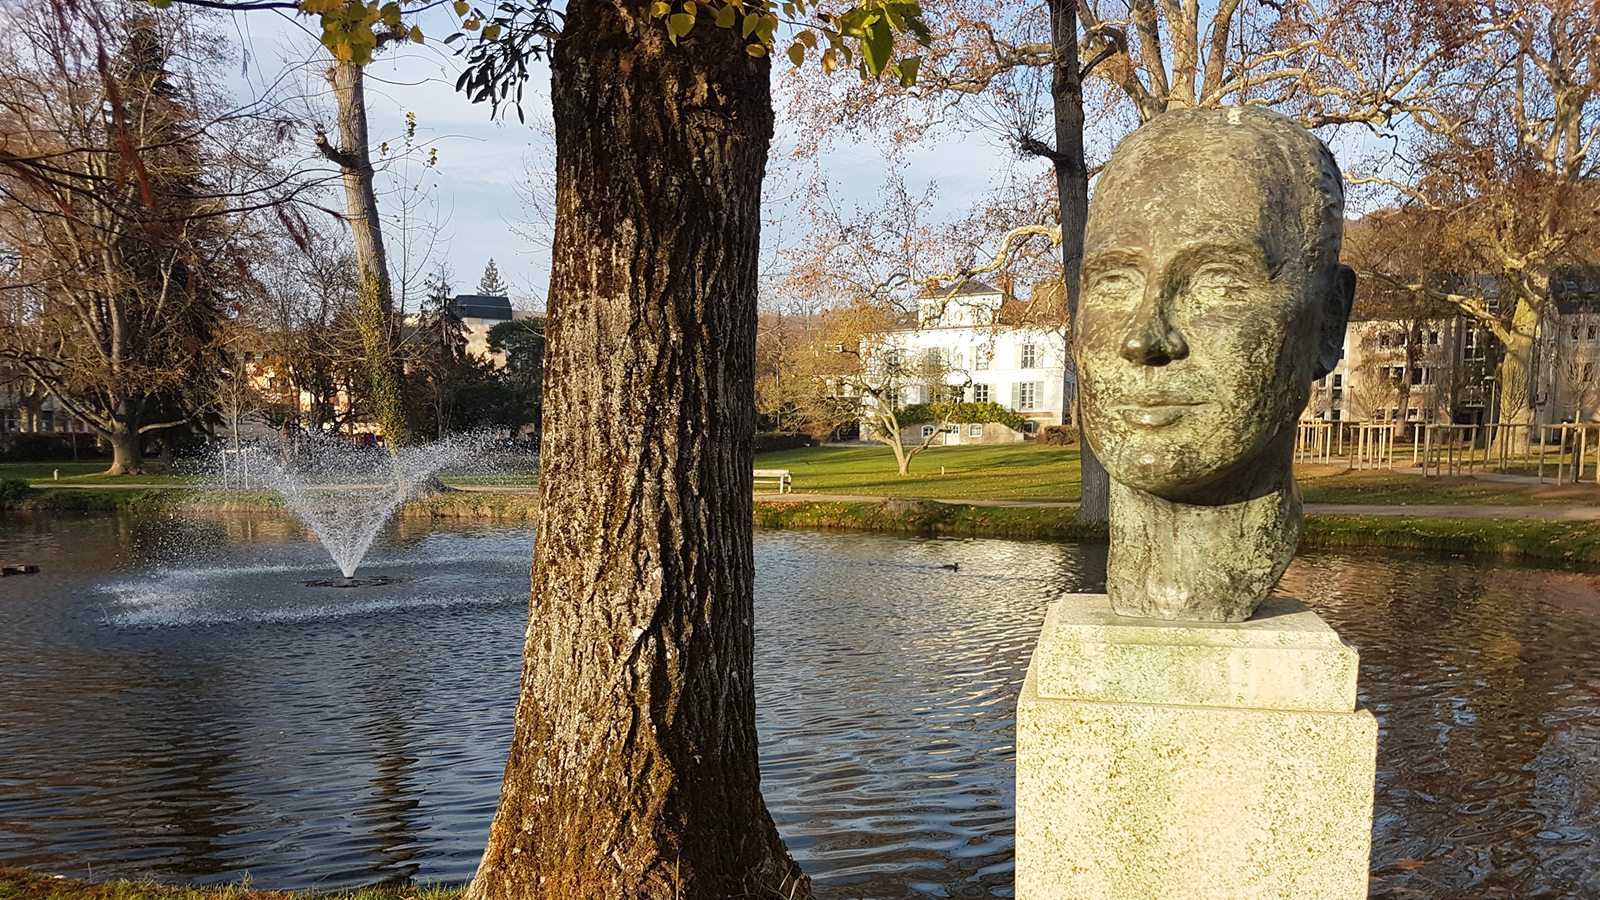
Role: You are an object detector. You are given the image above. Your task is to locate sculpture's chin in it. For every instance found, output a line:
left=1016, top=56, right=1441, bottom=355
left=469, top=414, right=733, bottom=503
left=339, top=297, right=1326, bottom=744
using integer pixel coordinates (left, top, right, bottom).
left=1099, top=438, right=1270, bottom=502
left=1104, top=451, right=1229, bottom=499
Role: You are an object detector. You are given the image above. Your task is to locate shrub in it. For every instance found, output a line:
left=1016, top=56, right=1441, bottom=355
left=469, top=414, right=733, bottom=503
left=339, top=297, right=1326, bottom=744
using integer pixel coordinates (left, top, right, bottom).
left=0, top=432, right=104, bottom=462
left=1041, top=425, right=1080, bottom=446
left=754, top=431, right=814, bottom=454
left=0, top=478, right=35, bottom=504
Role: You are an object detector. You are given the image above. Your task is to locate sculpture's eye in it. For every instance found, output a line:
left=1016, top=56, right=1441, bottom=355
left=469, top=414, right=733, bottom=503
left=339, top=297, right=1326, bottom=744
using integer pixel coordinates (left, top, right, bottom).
left=1183, top=264, right=1256, bottom=319
left=1189, top=264, right=1251, bottom=293
left=1087, top=270, right=1142, bottom=303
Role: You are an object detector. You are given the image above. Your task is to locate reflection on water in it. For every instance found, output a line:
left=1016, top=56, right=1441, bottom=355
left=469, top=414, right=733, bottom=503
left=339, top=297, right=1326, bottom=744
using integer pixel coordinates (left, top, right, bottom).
left=753, top=533, right=1101, bottom=899
left=0, top=513, right=1598, bottom=899
left=1282, top=559, right=1600, bottom=900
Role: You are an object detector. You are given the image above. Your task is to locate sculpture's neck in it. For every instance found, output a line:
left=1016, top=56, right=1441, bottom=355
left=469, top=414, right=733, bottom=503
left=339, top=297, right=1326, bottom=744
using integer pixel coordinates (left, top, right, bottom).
left=1105, top=452, right=1300, bottom=622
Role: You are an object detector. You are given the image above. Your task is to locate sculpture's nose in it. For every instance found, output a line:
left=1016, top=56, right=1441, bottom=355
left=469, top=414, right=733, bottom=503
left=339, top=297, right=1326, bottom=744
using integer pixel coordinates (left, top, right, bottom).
left=1119, top=288, right=1189, bottom=366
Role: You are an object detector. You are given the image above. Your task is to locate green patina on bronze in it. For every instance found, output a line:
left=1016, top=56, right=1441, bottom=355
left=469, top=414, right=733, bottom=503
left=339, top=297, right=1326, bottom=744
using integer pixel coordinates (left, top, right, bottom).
left=1076, top=107, right=1355, bottom=622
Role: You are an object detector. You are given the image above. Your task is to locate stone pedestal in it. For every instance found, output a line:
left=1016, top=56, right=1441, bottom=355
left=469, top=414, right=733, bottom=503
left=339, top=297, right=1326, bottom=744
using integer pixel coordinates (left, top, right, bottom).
left=1015, top=594, right=1377, bottom=900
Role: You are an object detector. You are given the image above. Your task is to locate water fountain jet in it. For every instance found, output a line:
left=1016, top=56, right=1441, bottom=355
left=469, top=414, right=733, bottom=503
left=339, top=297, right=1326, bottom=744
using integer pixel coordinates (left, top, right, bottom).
left=235, top=434, right=488, bottom=580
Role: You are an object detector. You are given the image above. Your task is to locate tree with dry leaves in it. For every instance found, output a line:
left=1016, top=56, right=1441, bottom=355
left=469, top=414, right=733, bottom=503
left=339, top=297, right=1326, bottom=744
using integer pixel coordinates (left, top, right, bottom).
left=1344, top=0, right=1600, bottom=441
left=777, top=0, right=1490, bottom=518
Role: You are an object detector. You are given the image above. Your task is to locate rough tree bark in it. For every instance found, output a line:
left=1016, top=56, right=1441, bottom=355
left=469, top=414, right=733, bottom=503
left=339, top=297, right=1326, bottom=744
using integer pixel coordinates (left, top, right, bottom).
left=317, top=59, right=411, bottom=446
left=106, top=403, right=146, bottom=476
left=1048, top=0, right=1109, bottom=524
left=463, top=1, right=799, bottom=897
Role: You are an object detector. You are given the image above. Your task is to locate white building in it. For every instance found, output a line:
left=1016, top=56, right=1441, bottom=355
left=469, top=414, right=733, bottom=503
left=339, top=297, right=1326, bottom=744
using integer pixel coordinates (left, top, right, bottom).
left=860, top=282, right=1069, bottom=443
left=1306, top=316, right=1490, bottom=433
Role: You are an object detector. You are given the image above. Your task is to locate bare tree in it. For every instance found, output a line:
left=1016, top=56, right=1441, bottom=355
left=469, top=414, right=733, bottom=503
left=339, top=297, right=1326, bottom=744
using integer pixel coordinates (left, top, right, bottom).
left=0, top=0, right=315, bottom=472
left=1346, top=1, right=1600, bottom=444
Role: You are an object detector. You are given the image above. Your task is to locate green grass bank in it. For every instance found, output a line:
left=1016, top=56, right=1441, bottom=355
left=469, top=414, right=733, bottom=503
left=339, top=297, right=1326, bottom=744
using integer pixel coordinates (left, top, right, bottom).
left=753, top=498, right=1600, bottom=565
left=0, top=869, right=458, bottom=900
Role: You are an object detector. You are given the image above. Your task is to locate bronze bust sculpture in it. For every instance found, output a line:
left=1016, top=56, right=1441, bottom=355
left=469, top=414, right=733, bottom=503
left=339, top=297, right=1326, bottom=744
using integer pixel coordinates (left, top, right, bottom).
left=1076, top=107, right=1355, bottom=622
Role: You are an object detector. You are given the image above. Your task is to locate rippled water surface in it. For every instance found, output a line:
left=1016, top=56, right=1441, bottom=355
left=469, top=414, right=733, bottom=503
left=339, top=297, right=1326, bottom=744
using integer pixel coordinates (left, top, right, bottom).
left=1, top=512, right=1599, bottom=899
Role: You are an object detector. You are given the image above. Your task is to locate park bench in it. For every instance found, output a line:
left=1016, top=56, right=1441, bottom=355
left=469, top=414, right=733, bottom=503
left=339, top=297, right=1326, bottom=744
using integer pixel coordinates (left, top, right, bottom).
left=753, top=468, right=792, bottom=493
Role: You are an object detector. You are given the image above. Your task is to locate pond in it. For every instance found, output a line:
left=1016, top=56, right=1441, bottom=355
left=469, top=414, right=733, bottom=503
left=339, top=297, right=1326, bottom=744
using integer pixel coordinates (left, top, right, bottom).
left=0, top=512, right=1598, bottom=899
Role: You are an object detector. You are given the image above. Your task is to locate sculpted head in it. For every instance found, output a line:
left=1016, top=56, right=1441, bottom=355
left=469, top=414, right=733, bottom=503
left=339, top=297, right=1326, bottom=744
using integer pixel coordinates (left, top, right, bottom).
left=1077, top=107, right=1355, bottom=500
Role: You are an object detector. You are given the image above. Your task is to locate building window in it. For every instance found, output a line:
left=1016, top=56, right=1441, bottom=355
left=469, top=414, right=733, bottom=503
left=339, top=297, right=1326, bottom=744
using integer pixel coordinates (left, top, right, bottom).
left=1013, top=381, right=1040, bottom=411
left=968, top=423, right=984, bottom=438
left=1574, top=324, right=1582, bottom=341
left=1379, top=333, right=1391, bottom=348
left=1332, top=373, right=1343, bottom=387
left=1430, top=331, right=1440, bottom=345
left=972, top=383, right=991, bottom=403
left=921, top=424, right=936, bottom=439
left=1589, top=325, right=1597, bottom=341
left=1328, top=409, right=1341, bottom=422
left=1391, top=407, right=1401, bottom=421
left=1411, top=367, right=1427, bottom=385
left=975, top=346, right=992, bottom=370
left=1586, top=363, right=1595, bottom=383
left=1019, top=343, right=1037, bottom=368
left=1407, top=407, right=1420, bottom=420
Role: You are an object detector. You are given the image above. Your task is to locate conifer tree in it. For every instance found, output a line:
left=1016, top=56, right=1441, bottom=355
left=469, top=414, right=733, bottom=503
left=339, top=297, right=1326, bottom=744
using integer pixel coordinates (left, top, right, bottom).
left=477, top=258, right=508, bottom=296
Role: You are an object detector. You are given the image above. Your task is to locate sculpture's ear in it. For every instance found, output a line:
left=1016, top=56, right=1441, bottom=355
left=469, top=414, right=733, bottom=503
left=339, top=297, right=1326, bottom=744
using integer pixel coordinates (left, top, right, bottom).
left=1313, top=264, right=1356, bottom=380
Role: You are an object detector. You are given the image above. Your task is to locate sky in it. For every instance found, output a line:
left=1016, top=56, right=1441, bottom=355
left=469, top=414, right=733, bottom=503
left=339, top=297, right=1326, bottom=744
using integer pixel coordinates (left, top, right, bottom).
left=219, top=9, right=1039, bottom=313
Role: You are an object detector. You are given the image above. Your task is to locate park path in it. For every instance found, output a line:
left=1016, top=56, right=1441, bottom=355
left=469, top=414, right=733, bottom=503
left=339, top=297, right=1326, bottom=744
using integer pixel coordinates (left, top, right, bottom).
left=756, top=491, right=1600, bottom=522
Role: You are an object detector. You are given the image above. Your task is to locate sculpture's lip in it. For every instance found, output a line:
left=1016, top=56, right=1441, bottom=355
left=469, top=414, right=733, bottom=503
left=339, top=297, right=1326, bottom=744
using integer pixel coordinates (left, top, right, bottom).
left=1114, top=401, right=1212, bottom=427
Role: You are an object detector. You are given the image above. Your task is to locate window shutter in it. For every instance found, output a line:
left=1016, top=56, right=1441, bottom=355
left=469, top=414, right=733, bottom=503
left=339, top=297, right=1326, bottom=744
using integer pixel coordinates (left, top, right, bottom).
left=1011, top=382, right=1021, bottom=411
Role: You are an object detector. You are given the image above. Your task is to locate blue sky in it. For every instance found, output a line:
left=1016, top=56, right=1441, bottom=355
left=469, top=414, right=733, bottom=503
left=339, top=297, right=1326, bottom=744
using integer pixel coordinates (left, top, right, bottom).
left=221, top=9, right=1034, bottom=312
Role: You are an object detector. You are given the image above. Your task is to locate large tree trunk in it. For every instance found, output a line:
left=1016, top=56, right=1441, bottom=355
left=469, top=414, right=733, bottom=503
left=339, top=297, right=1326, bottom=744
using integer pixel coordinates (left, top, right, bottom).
left=104, top=406, right=144, bottom=476
left=464, top=3, right=797, bottom=899
left=323, top=60, right=411, bottom=446
left=1493, top=301, right=1540, bottom=455
left=1049, top=0, right=1109, bottom=524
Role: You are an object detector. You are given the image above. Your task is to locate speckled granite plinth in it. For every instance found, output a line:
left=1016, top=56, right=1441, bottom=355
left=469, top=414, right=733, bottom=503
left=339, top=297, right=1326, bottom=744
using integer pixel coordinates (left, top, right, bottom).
left=1015, top=594, right=1378, bottom=900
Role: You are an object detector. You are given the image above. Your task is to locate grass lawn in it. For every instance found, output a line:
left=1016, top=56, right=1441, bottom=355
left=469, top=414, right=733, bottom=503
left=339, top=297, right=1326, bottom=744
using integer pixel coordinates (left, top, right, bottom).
left=755, top=444, right=1600, bottom=507
left=755, top=444, right=1084, bottom=502
left=0, top=462, right=114, bottom=480
left=1298, top=468, right=1600, bottom=507
left=8, top=444, right=1600, bottom=510
left=0, top=462, right=187, bottom=485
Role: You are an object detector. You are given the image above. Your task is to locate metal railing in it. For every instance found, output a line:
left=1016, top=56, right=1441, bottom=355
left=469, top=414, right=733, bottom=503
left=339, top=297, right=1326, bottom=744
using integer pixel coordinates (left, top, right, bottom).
left=1293, top=422, right=1398, bottom=469
left=1293, top=420, right=1600, bottom=483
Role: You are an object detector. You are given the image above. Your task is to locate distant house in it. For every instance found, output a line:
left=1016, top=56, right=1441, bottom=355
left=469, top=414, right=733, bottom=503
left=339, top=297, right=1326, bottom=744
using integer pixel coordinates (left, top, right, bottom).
left=447, top=294, right=539, bottom=364
left=1303, top=270, right=1600, bottom=431
left=858, top=281, right=1068, bottom=443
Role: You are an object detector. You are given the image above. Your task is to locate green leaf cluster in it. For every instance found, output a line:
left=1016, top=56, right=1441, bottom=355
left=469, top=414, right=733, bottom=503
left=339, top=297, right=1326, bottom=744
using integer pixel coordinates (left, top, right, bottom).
left=647, top=0, right=929, bottom=80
